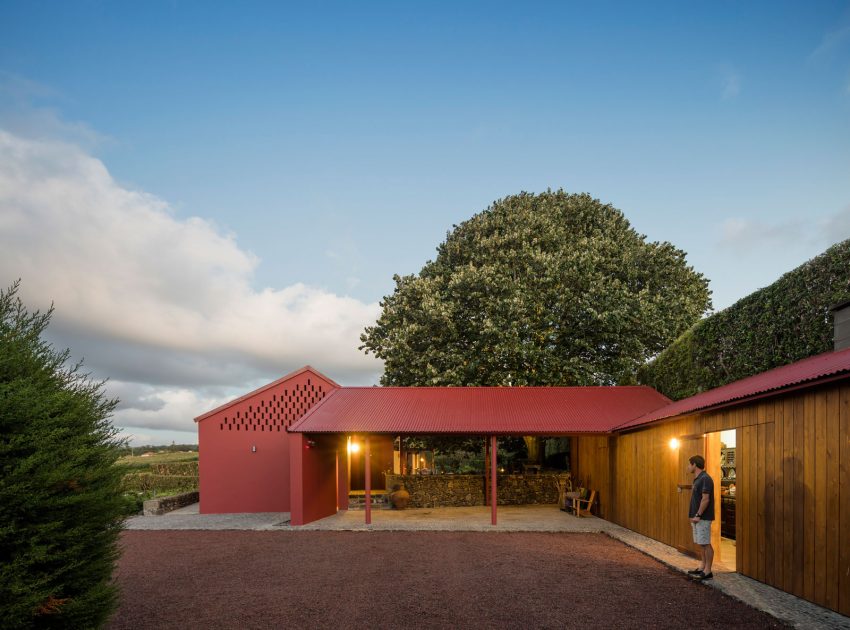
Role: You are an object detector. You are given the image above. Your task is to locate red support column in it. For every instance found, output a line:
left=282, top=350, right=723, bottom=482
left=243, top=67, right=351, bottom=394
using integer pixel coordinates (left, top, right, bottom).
left=490, top=435, right=497, bottom=526
left=365, top=435, right=372, bottom=525
left=484, top=438, right=490, bottom=506
left=289, top=434, right=305, bottom=526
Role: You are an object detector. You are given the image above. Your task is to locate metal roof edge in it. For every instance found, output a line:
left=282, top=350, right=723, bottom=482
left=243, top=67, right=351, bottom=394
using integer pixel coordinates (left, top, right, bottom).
left=316, top=384, right=668, bottom=390
left=288, top=428, right=617, bottom=435
left=613, top=369, right=850, bottom=433
left=194, top=365, right=340, bottom=423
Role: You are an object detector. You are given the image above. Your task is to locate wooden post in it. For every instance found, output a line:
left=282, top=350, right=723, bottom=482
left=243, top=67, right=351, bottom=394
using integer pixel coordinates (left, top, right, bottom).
left=365, top=435, right=371, bottom=525
left=491, top=435, right=498, bottom=526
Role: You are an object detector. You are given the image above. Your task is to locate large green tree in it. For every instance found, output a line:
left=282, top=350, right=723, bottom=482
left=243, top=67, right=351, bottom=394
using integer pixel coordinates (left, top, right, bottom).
left=361, top=190, right=711, bottom=387
left=0, top=282, right=129, bottom=628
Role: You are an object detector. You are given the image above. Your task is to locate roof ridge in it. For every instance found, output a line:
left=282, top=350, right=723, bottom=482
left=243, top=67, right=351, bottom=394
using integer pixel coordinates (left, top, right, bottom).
left=194, top=365, right=340, bottom=423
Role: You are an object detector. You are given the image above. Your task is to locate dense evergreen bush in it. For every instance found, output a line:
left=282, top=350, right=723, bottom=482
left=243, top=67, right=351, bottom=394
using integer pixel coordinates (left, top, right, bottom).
left=638, top=240, right=850, bottom=400
left=0, top=282, right=129, bottom=628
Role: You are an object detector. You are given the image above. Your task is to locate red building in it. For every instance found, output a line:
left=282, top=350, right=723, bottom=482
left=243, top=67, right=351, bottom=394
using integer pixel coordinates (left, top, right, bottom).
left=196, top=353, right=850, bottom=616
left=195, top=366, right=339, bottom=513
left=196, top=367, right=670, bottom=519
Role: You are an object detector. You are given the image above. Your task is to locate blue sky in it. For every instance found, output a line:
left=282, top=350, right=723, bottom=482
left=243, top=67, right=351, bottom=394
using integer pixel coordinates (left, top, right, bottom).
left=1, top=1, right=849, bottom=444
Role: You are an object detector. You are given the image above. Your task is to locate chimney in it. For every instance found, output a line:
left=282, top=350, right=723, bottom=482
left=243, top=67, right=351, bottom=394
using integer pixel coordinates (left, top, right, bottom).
left=829, top=299, right=850, bottom=351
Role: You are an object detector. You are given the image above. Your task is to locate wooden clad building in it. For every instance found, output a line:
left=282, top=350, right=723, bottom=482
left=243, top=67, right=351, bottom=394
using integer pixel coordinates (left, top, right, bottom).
left=576, top=359, right=850, bottom=616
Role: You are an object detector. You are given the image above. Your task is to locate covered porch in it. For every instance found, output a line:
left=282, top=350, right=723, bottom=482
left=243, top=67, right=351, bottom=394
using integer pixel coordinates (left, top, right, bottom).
left=286, top=385, right=670, bottom=526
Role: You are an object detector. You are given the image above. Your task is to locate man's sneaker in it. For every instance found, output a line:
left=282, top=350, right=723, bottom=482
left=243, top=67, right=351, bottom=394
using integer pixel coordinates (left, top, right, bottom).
left=687, top=568, right=703, bottom=575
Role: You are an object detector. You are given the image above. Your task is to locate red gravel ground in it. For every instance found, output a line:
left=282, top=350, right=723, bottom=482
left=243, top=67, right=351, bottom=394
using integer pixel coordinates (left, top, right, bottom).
left=110, top=531, right=785, bottom=629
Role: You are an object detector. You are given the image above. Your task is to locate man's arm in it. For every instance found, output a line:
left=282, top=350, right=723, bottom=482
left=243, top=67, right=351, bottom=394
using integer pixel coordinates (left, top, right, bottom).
left=697, top=492, right=710, bottom=516
left=690, top=492, right=710, bottom=522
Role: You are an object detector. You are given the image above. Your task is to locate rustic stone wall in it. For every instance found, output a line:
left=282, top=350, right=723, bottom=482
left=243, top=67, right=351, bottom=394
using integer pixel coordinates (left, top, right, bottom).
left=385, top=473, right=567, bottom=508
left=143, top=490, right=200, bottom=516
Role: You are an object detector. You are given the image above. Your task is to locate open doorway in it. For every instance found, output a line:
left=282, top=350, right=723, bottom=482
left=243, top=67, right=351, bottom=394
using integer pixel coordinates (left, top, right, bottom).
left=718, top=429, right=737, bottom=571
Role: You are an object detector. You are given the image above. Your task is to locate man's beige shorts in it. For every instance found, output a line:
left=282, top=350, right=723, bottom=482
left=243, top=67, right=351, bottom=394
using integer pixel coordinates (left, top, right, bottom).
left=691, top=519, right=711, bottom=545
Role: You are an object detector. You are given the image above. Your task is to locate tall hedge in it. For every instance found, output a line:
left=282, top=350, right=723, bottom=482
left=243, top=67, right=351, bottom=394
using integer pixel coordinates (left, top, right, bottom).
left=638, top=239, right=850, bottom=400
left=0, top=282, right=129, bottom=628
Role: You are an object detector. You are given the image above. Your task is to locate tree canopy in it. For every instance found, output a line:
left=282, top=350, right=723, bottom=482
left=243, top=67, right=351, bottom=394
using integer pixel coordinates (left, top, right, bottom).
left=361, top=190, right=711, bottom=387
left=0, top=281, right=128, bottom=628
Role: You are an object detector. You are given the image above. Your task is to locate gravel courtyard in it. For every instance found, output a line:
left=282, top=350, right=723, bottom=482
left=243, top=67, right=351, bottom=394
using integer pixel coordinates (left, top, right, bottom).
left=109, top=531, right=785, bottom=629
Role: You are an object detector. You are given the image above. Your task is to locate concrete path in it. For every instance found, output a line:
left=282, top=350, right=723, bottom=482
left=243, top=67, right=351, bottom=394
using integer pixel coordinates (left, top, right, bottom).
left=124, top=503, right=612, bottom=532
left=606, top=528, right=850, bottom=630
left=293, top=504, right=618, bottom=531
left=125, top=504, right=849, bottom=629
left=124, top=503, right=287, bottom=530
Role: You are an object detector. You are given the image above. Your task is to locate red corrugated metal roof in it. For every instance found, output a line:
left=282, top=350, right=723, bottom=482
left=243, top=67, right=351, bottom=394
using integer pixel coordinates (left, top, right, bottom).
left=287, top=386, right=671, bottom=434
left=194, top=365, right=339, bottom=422
left=617, top=346, right=850, bottom=430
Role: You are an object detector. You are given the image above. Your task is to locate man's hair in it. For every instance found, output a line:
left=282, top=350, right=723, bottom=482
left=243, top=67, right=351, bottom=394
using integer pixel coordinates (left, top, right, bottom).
left=689, top=454, right=706, bottom=470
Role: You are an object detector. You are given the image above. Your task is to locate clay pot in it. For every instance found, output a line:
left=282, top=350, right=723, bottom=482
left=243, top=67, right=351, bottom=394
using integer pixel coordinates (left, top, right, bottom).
left=389, top=485, right=410, bottom=510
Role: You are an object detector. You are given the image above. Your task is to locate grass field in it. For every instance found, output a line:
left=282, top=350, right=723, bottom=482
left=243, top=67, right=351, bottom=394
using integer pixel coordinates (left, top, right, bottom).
left=117, top=451, right=199, bottom=513
left=117, top=451, right=198, bottom=470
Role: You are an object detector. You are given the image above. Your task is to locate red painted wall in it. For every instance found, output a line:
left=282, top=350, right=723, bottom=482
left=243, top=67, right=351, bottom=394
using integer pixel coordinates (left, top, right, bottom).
left=289, top=433, right=340, bottom=525
left=197, top=368, right=337, bottom=514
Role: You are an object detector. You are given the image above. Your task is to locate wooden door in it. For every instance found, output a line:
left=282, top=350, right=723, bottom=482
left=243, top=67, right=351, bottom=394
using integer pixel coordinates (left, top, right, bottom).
left=704, top=431, right=723, bottom=561
left=674, top=434, right=722, bottom=560
left=674, top=436, right=704, bottom=556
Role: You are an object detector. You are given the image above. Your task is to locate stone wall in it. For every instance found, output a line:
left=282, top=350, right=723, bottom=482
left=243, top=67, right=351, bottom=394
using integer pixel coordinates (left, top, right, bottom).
left=143, top=490, right=200, bottom=516
left=385, top=473, right=567, bottom=508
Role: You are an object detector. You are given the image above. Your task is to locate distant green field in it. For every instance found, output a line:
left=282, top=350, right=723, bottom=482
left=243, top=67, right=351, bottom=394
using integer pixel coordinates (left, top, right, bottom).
left=119, top=451, right=199, bottom=512
left=117, top=451, right=199, bottom=470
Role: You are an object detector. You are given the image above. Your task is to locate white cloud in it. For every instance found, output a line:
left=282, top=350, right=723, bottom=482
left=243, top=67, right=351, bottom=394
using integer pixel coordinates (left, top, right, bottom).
left=0, top=129, right=383, bottom=437
left=718, top=205, right=850, bottom=253
left=0, top=73, right=109, bottom=149
left=111, top=383, right=229, bottom=433
left=116, top=430, right=158, bottom=448
left=718, top=216, right=804, bottom=249
left=818, top=204, right=850, bottom=243
left=809, top=25, right=850, bottom=60
left=346, top=276, right=361, bottom=290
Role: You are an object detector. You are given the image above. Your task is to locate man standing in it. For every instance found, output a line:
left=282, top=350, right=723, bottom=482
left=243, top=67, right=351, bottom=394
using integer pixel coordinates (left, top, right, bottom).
left=686, top=454, right=715, bottom=580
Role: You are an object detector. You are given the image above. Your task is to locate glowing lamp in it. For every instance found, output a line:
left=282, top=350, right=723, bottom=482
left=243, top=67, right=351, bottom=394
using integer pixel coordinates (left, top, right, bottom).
left=669, top=438, right=680, bottom=450
left=348, top=441, right=360, bottom=454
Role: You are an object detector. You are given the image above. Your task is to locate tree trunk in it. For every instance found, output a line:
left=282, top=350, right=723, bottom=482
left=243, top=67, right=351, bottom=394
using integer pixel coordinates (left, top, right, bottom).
left=524, top=436, right=542, bottom=464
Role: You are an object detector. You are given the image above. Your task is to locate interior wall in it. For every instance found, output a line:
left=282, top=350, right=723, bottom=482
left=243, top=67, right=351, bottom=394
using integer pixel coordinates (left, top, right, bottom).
left=576, top=381, right=850, bottom=616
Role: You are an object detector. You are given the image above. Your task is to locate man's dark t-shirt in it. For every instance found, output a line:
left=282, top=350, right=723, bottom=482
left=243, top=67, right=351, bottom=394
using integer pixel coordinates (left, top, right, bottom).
left=689, top=470, right=715, bottom=520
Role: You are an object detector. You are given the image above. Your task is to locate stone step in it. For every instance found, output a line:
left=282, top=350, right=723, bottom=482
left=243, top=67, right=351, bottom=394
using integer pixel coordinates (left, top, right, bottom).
left=347, top=493, right=391, bottom=510
left=347, top=504, right=392, bottom=511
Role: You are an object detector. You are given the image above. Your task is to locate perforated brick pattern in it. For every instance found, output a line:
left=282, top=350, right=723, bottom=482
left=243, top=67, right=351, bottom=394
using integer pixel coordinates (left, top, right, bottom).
left=219, top=379, right=327, bottom=432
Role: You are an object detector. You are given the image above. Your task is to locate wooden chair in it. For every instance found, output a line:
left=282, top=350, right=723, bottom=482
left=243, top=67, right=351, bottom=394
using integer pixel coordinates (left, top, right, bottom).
left=567, top=490, right=597, bottom=517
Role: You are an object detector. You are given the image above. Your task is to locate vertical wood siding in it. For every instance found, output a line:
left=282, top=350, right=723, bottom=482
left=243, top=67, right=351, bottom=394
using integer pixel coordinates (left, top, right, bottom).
left=576, top=381, right=850, bottom=616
